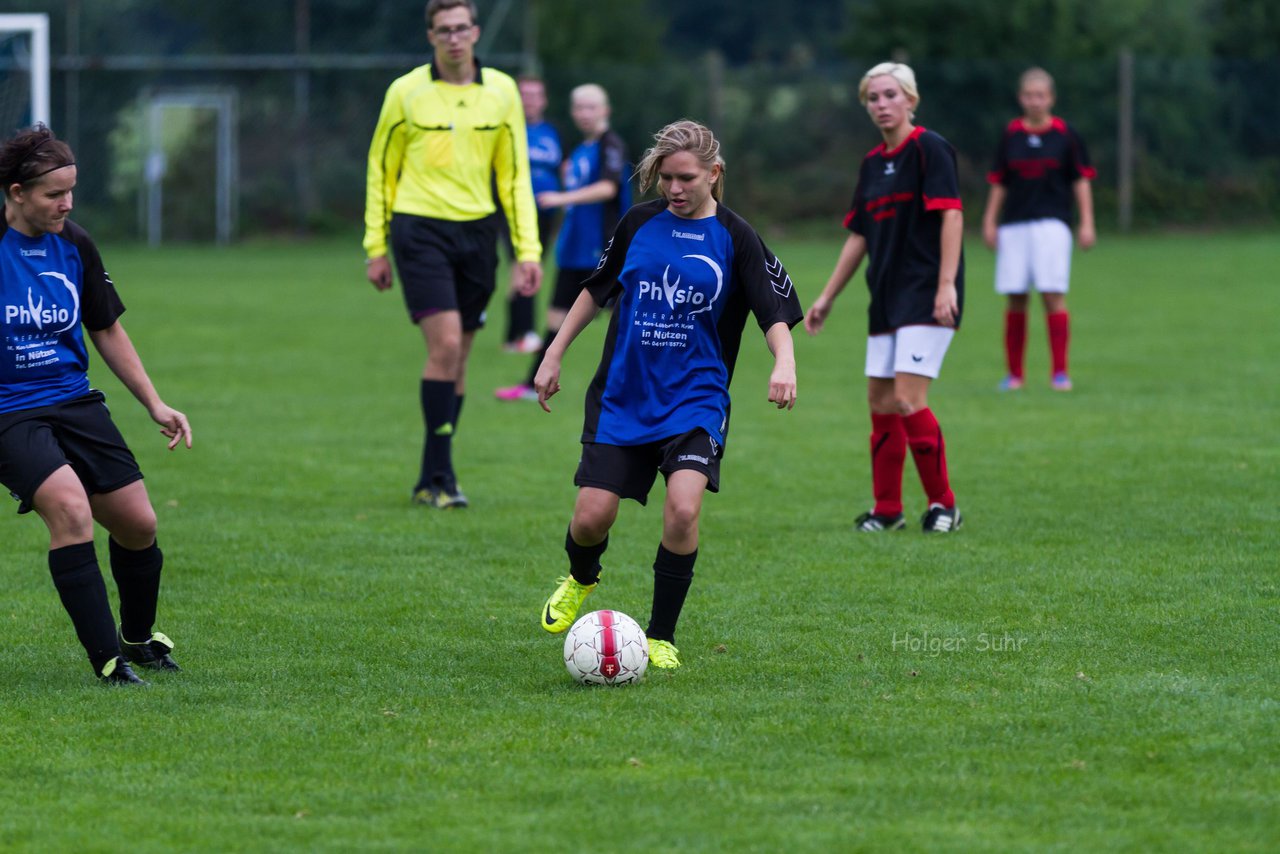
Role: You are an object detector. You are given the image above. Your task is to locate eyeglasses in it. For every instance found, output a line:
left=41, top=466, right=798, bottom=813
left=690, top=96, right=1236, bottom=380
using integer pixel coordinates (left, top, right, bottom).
left=431, top=24, right=475, bottom=41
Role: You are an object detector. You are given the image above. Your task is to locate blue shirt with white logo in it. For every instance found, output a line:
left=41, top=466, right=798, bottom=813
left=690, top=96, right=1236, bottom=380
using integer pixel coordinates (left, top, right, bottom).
left=527, top=120, right=562, bottom=197
left=0, top=220, right=124, bottom=414
left=579, top=199, right=801, bottom=448
left=557, top=129, right=629, bottom=270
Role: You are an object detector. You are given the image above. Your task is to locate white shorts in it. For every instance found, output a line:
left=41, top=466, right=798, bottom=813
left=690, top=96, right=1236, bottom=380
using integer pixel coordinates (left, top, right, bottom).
left=995, top=218, right=1073, bottom=294
left=865, top=325, right=955, bottom=380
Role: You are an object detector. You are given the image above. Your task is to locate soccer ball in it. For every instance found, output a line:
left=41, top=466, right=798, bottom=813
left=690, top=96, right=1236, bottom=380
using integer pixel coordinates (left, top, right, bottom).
left=563, top=610, right=649, bottom=685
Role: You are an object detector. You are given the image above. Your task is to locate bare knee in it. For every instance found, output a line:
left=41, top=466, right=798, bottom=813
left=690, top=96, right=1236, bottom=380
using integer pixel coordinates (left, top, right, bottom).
left=663, top=497, right=701, bottom=542
left=110, top=508, right=158, bottom=551
left=36, top=492, right=95, bottom=544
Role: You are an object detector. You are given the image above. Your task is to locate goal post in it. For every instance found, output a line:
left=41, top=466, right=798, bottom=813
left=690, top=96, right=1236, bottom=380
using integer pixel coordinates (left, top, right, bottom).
left=0, top=13, right=50, bottom=132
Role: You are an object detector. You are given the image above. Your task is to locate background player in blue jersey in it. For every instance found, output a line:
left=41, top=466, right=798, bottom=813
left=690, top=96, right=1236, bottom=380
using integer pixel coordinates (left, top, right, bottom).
left=495, top=83, right=629, bottom=402
left=804, top=62, right=964, bottom=535
left=502, top=76, right=562, bottom=355
left=0, top=125, right=192, bottom=684
left=532, top=119, right=801, bottom=669
left=982, top=67, right=1096, bottom=392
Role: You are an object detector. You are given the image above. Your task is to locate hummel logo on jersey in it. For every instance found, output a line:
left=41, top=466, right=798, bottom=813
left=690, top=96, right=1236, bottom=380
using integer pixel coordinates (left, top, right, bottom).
left=677, top=453, right=709, bottom=465
left=1028, top=134, right=1042, bottom=148
left=884, top=161, right=896, bottom=175
left=765, top=256, right=793, bottom=298
left=20, top=248, right=46, bottom=257
left=672, top=229, right=705, bottom=241
left=595, top=237, right=613, bottom=271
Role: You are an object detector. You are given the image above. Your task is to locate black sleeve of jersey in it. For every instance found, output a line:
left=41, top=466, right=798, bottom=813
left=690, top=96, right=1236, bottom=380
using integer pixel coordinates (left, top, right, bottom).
left=845, top=168, right=867, bottom=234
left=62, top=220, right=125, bottom=331
left=599, top=131, right=628, bottom=187
left=724, top=208, right=803, bottom=332
left=988, top=128, right=1010, bottom=183
left=919, top=131, right=962, bottom=209
left=1066, top=123, right=1095, bottom=178
left=581, top=199, right=663, bottom=307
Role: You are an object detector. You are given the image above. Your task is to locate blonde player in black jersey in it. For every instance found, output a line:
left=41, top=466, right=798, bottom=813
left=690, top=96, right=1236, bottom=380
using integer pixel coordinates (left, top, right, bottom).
left=805, top=62, right=964, bottom=535
left=363, top=0, right=542, bottom=509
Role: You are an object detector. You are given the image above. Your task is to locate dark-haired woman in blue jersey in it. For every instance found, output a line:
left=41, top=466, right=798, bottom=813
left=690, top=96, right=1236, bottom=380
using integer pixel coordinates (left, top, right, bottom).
left=0, top=125, right=191, bottom=685
left=532, top=119, right=802, bottom=670
left=805, top=62, right=965, bottom=535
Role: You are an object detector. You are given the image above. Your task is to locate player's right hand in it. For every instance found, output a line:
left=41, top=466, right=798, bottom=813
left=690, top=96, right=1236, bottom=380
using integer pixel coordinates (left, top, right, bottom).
left=533, top=359, right=561, bottom=413
left=803, top=298, right=831, bottom=336
left=366, top=256, right=393, bottom=291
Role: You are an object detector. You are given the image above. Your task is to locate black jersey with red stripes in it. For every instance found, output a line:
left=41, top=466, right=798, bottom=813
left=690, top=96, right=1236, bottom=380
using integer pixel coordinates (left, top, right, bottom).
left=987, top=117, right=1095, bottom=225
left=844, top=126, right=964, bottom=335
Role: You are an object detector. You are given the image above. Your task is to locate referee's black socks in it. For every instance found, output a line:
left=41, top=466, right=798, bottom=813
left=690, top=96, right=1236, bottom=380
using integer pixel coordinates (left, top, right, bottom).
left=419, top=379, right=457, bottom=490
left=646, top=544, right=697, bottom=644
left=109, top=537, right=163, bottom=644
left=48, top=542, right=119, bottom=672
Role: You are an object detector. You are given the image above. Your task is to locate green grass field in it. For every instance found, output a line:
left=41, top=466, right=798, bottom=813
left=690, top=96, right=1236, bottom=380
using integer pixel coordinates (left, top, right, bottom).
left=2, top=231, right=1276, bottom=852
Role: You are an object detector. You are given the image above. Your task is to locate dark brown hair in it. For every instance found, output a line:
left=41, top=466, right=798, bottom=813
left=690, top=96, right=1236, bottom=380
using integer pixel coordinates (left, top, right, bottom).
left=425, top=0, right=478, bottom=26
left=0, top=124, right=74, bottom=195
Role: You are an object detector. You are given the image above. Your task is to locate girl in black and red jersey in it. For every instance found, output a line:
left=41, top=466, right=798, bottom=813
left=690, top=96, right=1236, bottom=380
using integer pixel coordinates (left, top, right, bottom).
left=805, top=62, right=964, bottom=534
left=982, top=67, right=1095, bottom=392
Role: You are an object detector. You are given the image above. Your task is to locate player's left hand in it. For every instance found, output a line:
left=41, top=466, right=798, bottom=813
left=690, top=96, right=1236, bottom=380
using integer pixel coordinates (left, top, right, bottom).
left=933, top=283, right=959, bottom=328
left=150, top=404, right=193, bottom=450
left=1077, top=223, right=1096, bottom=251
left=768, top=368, right=797, bottom=410
left=515, top=261, right=543, bottom=297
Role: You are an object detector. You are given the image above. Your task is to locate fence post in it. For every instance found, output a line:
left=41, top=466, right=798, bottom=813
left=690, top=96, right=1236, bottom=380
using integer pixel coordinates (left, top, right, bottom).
left=1117, top=47, right=1134, bottom=232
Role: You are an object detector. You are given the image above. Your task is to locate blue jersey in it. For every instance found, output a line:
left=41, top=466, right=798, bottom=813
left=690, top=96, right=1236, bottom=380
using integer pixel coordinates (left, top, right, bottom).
left=0, top=220, right=124, bottom=414
left=580, top=199, right=802, bottom=448
left=557, top=129, right=629, bottom=270
left=527, top=120, right=562, bottom=197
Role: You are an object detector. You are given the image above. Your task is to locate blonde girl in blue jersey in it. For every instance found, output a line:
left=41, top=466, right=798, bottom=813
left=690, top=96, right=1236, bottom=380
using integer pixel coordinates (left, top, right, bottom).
left=531, top=120, right=802, bottom=670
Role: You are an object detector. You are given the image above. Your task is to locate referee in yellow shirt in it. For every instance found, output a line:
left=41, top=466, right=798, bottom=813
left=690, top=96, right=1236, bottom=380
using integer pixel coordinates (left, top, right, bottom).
left=364, top=0, right=543, bottom=508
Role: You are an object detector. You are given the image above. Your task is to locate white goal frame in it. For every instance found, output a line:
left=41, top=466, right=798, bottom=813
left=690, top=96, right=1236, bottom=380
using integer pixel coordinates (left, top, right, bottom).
left=0, top=13, right=50, bottom=127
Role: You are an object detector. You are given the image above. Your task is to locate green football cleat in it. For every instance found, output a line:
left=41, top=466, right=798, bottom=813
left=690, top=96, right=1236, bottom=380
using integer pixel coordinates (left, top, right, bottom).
left=119, top=630, right=181, bottom=671
left=647, top=639, right=681, bottom=669
left=540, top=575, right=597, bottom=634
left=98, top=656, right=148, bottom=686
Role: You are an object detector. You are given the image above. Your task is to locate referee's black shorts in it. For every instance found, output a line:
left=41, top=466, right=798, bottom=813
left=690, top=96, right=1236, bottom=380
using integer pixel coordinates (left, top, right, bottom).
left=0, top=390, right=143, bottom=515
left=390, top=212, right=500, bottom=331
left=551, top=267, right=596, bottom=312
left=574, top=428, right=722, bottom=506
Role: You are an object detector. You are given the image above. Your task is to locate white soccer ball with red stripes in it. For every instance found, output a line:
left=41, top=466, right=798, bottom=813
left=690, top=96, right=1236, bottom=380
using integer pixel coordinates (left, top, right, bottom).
left=563, top=610, right=649, bottom=685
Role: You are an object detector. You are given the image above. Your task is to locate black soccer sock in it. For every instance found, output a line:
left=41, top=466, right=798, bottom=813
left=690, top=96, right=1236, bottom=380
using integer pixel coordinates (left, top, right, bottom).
left=109, top=537, right=163, bottom=644
left=565, top=527, right=608, bottom=586
left=418, top=379, right=457, bottom=491
left=453, top=393, right=465, bottom=433
left=49, top=542, right=120, bottom=672
left=645, top=544, right=697, bottom=643
left=507, top=293, right=535, bottom=343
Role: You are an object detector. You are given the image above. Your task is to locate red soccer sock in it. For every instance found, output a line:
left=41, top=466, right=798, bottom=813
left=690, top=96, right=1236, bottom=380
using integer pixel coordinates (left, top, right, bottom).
left=903, top=408, right=955, bottom=509
left=870, top=412, right=907, bottom=516
left=1004, top=309, right=1027, bottom=380
left=1047, top=310, right=1070, bottom=376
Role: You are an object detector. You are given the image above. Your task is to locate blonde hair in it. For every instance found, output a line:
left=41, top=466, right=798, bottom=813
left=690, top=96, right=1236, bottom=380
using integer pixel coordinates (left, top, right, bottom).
left=858, top=61, right=920, bottom=111
left=636, top=119, right=725, bottom=202
left=1019, top=67, right=1055, bottom=94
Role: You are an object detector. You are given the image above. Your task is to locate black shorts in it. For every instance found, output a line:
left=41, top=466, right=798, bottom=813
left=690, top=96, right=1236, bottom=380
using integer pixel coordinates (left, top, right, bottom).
left=0, top=390, right=143, bottom=515
left=552, top=267, right=596, bottom=312
left=574, top=428, right=722, bottom=506
left=390, top=213, right=499, bottom=332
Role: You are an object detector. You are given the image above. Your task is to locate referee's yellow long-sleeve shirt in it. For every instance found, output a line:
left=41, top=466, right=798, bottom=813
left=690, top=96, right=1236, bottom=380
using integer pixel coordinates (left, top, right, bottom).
left=363, top=62, right=541, bottom=263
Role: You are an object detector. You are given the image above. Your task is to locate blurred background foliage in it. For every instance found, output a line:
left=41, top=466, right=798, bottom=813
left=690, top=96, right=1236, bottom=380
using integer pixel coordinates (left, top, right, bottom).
left=1, top=0, right=1276, bottom=239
